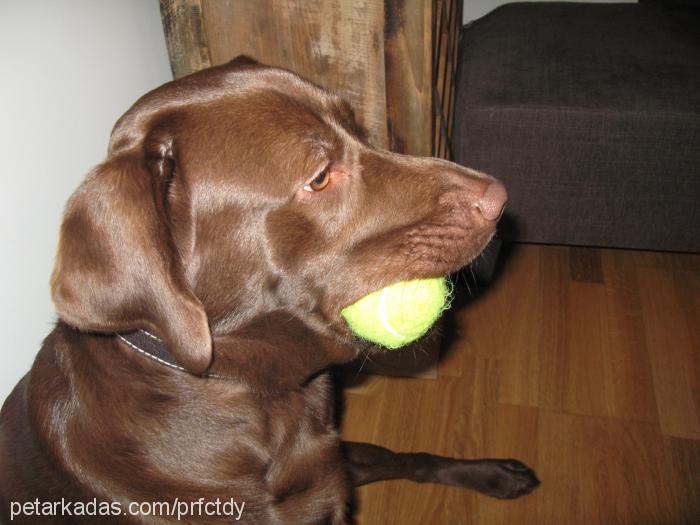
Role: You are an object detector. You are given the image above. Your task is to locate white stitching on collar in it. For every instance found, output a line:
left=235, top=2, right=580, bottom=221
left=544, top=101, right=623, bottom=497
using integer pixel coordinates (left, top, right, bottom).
left=116, top=332, right=186, bottom=372
left=117, top=330, right=227, bottom=380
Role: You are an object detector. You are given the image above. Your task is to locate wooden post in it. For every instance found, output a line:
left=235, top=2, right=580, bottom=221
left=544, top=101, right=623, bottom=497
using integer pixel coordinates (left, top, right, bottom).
left=383, top=0, right=432, bottom=156
left=159, top=0, right=212, bottom=79
left=159, top=0, right=457, bottom=158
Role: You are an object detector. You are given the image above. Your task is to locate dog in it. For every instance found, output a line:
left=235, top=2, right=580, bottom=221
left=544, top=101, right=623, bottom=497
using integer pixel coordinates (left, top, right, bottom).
left=0, top=57, right=538, bottom=524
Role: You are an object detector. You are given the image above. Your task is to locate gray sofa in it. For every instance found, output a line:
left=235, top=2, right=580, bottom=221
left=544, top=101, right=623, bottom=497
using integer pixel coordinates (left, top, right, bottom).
left=454, top=1, right=700, bottom=252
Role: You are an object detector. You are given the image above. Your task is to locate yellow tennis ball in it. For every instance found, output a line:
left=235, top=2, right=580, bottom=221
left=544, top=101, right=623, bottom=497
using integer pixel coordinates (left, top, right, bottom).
left=341, top=277, right=451, bottom=349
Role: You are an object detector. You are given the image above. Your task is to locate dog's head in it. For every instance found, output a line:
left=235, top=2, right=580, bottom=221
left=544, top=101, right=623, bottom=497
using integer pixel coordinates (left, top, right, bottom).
left=51, top=58, right=505, bottom=380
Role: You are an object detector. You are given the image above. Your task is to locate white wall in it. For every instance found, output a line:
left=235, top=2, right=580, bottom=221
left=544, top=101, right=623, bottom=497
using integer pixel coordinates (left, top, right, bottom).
left=463, top=0, right=637, bottom=24
left=0, top=1, right=172, bottom=402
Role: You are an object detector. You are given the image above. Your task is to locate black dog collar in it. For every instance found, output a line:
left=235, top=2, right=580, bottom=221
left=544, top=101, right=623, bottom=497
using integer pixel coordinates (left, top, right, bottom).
left=117, top=330, right=185, bottom=372
left=117, top=330, right=226, bottom=380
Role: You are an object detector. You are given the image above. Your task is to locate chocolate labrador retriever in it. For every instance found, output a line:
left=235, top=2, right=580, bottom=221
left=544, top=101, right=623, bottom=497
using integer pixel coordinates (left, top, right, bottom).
left=0, top=58, right=538, bottom=524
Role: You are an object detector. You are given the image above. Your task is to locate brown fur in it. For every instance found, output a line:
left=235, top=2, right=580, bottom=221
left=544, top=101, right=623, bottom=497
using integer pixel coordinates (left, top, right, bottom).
left=0, top=58, right=536, bottom=524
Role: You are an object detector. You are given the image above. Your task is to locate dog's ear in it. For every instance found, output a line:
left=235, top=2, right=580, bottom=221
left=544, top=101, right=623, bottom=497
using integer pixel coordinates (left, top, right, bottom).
left=51, top=127, right=212, bottom=374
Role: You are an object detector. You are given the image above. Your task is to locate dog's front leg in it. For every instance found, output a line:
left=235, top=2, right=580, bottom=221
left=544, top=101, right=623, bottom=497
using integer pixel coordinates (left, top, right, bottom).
left=342, top=441, right=539, bottom=499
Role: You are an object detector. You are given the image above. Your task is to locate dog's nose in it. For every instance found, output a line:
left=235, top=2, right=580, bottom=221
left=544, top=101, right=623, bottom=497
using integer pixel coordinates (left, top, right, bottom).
left=474, top=180, right=508, bottom=221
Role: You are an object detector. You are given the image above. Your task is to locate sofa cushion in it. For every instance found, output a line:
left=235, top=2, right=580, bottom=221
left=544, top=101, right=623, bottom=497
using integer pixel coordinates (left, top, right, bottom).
left=454, top=2, right=700, bottom=251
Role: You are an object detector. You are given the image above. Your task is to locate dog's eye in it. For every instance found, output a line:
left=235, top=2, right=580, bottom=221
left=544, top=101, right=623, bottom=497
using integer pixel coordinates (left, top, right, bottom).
left=303, top=166, right=331, bottom=192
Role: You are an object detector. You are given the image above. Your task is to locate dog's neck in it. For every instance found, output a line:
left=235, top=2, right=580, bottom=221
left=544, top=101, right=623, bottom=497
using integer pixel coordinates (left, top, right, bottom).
left=117, top=313, right=358, bottom=393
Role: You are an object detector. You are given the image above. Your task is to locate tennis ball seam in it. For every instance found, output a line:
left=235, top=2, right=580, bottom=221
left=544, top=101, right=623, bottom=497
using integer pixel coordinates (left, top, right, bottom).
left=378, top=286, right=408, bottom=340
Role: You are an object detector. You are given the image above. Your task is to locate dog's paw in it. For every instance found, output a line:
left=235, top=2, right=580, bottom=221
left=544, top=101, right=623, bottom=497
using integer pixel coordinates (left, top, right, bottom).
left=438, top=458, right=540, bottom=499
left=473, top=459, right=540, bottom=499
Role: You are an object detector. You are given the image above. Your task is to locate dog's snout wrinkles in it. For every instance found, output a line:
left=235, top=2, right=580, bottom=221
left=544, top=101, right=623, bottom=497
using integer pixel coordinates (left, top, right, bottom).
left=475, top=179, right=507, bottom=221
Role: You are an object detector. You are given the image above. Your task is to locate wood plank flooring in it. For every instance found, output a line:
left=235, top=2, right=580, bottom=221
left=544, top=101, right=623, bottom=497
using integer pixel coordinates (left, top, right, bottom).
left=338, top=243, right=700, bottom=524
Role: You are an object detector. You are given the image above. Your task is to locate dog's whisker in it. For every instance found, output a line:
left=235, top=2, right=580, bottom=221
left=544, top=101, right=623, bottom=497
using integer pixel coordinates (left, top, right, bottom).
left=353, top=348, right=374, bottom=382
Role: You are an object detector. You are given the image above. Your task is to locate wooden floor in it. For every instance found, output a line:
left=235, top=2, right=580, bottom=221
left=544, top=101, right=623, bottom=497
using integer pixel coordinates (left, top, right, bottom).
left=339, top=243, right=700, bottom=525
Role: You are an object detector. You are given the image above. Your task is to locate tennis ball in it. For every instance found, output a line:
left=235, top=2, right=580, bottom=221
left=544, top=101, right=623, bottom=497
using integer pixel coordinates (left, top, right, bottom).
left=341, top=277, right=451, bottom=349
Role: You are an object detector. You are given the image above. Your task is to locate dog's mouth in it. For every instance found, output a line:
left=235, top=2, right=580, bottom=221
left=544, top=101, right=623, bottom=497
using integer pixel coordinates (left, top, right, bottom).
left=332, top=221, right=496, bottom=311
